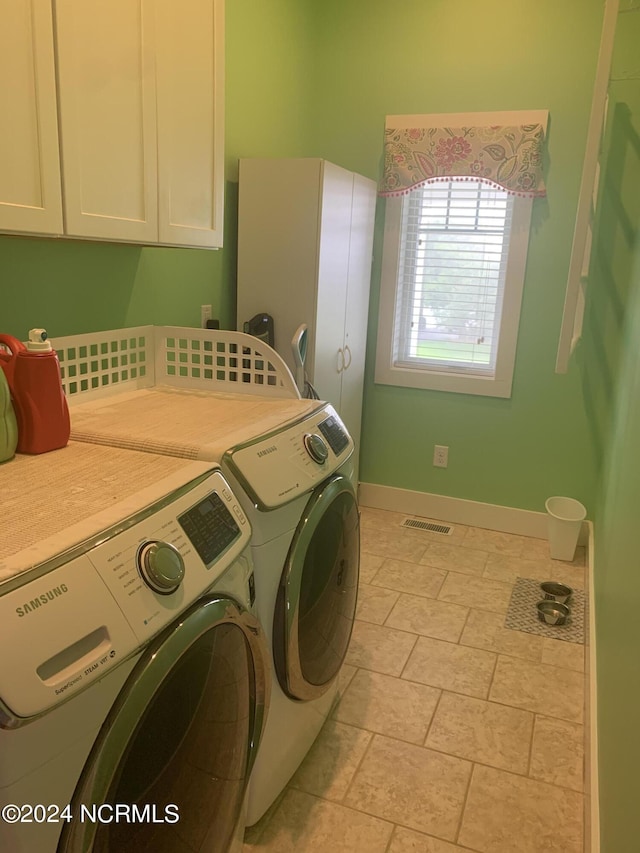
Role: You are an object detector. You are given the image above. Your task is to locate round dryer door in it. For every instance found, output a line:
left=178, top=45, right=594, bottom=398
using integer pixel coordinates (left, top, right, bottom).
left=58, top=595, right=269, bottom=853
left=274, top=474, right=359, bottom=701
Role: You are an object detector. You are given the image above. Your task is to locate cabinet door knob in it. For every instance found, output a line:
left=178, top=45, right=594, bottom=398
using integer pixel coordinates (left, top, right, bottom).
left=343, top=344, right=352, bottom=370
left=337, top=347, right=345, bottom=373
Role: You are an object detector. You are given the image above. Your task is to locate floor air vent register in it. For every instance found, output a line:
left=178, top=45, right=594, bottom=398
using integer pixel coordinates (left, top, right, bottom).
left=401, top=518, right=453, bottom=535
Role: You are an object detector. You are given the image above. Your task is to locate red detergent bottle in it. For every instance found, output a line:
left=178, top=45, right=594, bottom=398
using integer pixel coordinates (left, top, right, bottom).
left=0, top=329, right=70, bottom=454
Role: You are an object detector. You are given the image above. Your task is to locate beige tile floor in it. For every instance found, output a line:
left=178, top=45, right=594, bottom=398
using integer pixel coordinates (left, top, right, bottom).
left=244, top=507, right=587, bottom=853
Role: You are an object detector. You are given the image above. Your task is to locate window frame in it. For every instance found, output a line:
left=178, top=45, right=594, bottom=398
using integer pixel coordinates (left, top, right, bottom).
left=375, top=185, right=534, bottom=399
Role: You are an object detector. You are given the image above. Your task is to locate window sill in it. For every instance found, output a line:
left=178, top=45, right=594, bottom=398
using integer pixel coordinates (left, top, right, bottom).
left=374, top=361, right=513, bottom=398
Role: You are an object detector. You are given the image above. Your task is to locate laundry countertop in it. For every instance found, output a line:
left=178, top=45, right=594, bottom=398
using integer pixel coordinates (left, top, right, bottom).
left=69, top=385, right=320, bottom=460
left=0, top=442, right=213, bottom=585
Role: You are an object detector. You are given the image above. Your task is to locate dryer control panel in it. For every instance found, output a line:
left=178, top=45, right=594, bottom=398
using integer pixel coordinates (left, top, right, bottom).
left=0, top=470, right=251, bottom=722
left=226, top=404, right=354, bottom=509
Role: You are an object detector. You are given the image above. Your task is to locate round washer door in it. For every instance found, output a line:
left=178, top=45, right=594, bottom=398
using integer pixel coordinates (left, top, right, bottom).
left=58, top=594, right=269, bottom=853
left=274, top=474, right=359, bottom=701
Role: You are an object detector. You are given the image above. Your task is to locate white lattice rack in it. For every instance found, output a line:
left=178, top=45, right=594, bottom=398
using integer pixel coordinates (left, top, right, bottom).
left=50, top=325, right=300, bottom=404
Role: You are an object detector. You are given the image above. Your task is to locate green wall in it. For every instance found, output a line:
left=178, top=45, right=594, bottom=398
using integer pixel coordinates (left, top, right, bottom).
left=580, top=5, right=640, bottom=851
left=2, top=0, right=606, bottom=516
left=1, top=0, right=313, bottom=338
left=307, top=0, right=604, bottom=513
left=3, top=4, right=639, bottom=841
left=5, top=5, right=638, bottom=842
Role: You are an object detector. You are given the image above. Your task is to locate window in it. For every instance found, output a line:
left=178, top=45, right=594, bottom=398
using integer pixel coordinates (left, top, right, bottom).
left=375, top=179, right=533, bottom=398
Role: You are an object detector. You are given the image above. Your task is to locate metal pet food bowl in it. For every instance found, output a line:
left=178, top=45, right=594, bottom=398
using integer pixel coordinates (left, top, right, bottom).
left=540, top=581, right=573, bottom=605
left=537, top=600, right=570, bottom=626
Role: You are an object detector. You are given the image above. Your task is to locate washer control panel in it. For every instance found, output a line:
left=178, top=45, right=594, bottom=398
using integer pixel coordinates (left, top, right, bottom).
left=227, top=404, right=353, bottom=509
left=0, top=469, right=251, bottom=720
left=89, top=471, right=247, bottom=643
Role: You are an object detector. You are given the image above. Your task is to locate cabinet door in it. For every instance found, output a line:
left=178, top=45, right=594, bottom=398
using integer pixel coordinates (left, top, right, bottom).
left=156, top=0, right=224, bottom=248
left=312, top=163, right=353, bottom=406
left=0, top=0, right=63, bottom=235
left=55, top=0, right=158, bottom=242
left=339, top=174, right=376, bottom=481
left=237, top=158, right=321, bottom=369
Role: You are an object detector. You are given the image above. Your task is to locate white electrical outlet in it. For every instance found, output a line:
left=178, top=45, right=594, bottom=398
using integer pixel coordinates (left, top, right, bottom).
left=433, top=445, right=449, bottom=468
left=200, top=304, right=212, bottom=328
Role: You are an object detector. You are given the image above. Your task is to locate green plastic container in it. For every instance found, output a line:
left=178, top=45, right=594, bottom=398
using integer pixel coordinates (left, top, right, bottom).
left=0, top=369, right=18, bottom=463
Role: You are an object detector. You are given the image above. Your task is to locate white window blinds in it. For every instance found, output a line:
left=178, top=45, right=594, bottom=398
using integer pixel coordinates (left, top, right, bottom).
left=393, top=180, right=514, bottom=376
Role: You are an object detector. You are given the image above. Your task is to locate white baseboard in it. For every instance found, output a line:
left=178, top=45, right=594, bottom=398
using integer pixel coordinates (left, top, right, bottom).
left=585, top=521, right=599, bottom=853
left=358, top=482, right=589, bottom=542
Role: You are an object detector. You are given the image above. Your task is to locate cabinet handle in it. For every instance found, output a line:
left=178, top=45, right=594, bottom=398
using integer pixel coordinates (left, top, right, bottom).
left=337, top=348, right=345, bottom=373
left=343, top=344, right=352, bottom=370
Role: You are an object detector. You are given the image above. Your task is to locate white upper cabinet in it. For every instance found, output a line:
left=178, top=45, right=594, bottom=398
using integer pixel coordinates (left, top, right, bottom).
left=0, top=0, right=63, bottom=234
left=55, top=0, right=158, bottom=243
left=156, top=0, right=224, bottom=247
left=0, top=0, right=224, bottom=248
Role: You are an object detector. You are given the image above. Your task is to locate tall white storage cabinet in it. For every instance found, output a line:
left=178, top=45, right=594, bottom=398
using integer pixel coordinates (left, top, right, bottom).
left=236, top=159, right=376, bottom=482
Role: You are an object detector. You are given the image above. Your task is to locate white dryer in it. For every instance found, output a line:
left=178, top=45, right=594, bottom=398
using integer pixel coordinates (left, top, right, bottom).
left=224, top=405, right=359, bottom=825
left=0, top=442, right=270, bottom=853
left=68, top=388, right=360, bottom=826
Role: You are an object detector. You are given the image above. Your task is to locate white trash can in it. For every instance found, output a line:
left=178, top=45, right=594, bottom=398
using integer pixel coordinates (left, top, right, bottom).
left=545, top=496, right=587, bottom=561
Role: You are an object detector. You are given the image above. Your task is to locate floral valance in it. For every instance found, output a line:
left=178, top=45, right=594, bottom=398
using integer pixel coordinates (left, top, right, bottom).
left=380, top=111, right=548, bottom=198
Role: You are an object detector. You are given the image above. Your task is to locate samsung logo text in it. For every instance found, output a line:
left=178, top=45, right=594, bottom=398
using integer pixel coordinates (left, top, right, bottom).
left=16, top=584, right=70, bottom=617
left=257, top=445, right=277, bottom=458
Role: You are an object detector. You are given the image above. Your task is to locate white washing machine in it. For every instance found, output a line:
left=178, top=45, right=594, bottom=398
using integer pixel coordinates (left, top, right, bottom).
left=68, top=388, right=360, bottom=826
left=223, top=406, right=359, bottom=825
left=0, top=442, right=270, bottom=853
